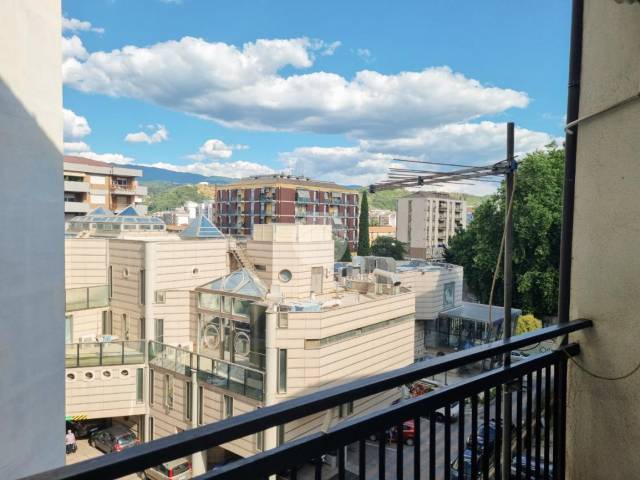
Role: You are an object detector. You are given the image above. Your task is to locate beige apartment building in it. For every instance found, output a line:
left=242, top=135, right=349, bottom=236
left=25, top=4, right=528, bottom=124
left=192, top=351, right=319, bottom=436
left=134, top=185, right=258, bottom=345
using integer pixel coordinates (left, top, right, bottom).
left=64, top=211, right=415, bottom=471
left=64, top=155, right=148, bottom=220
left=396, top=192, right=466, bottom=259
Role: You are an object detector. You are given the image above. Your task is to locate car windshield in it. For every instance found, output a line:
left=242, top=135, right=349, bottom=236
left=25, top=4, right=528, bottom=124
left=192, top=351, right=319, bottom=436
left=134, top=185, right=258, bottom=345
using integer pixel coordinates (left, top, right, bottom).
left=171, top=462, right=190, bottom=475
left=117, top=433, right=136, bottom=445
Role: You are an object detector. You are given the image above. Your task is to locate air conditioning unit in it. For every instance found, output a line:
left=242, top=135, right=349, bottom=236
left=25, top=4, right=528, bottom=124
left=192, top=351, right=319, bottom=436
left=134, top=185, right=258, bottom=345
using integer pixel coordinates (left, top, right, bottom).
left=78, top=335, right=97, bottom=344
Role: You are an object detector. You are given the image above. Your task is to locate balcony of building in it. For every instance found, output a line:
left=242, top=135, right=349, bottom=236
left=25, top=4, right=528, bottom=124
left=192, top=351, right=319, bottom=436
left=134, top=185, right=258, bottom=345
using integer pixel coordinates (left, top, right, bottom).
left=65, top=285, right=109, bottom=312
left=64, top=200, right=91, bottom=214
left=64, top=180, right=90, bottom=193
left=65, top=340, right=146, bottom=368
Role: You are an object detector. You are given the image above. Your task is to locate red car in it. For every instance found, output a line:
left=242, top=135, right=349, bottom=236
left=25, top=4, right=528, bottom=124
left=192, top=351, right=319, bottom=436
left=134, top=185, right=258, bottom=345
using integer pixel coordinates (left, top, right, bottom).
left=389, top=420, right=416, bottom=446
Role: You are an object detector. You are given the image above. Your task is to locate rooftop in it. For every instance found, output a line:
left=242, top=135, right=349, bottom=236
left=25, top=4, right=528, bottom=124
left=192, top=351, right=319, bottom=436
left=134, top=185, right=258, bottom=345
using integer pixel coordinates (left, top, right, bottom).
left=221, top=174, right=357, bottom=192
left=439, top=301, right=522, bottom=324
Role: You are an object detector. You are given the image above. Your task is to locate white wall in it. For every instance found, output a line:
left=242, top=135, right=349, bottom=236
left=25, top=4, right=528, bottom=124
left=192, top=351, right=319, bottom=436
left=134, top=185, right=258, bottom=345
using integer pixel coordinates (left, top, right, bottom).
left=0, top=0, right=65, bottom=476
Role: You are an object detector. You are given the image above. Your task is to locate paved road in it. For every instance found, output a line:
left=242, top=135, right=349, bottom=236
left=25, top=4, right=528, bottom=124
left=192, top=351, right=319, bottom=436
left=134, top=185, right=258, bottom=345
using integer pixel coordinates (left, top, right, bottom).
left=66, top=439, right=139, bottom=480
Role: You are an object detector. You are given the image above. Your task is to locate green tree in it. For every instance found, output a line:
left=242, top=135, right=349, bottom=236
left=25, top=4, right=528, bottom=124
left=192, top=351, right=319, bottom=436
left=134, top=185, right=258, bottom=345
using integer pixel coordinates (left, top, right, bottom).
left=370, top=236, right=407, bottom=260
left=445, top=145, right=564, bottom=317
left=340, top=246, right=353, bottom=262
left=146, top=184, right=208, bottom=212
left=357, top=191, right=370, bottom=256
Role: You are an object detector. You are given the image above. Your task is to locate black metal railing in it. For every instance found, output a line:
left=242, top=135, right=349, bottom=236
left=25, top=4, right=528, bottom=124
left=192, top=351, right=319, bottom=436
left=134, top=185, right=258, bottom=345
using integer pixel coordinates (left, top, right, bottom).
left=24, top=319, right=591, bottom=480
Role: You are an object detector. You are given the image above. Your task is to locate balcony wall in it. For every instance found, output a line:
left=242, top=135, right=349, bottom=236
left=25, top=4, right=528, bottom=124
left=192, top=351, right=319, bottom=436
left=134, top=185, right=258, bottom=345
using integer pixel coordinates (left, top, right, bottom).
left=567, top=2, right=640, bottom=479
left=64, top=180, right=90, bottom=193
left=64, top=201, right=91, bottom=213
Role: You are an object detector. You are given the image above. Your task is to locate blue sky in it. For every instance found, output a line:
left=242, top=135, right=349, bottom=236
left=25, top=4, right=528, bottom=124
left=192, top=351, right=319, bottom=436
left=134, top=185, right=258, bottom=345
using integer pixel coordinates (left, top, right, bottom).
left=62, top=0, right=571, bottom=191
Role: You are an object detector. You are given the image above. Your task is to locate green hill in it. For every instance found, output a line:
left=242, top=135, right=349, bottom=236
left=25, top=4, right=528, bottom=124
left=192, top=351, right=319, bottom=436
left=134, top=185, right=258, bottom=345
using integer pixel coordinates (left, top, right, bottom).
left=366, top=188, right=488, bottom=211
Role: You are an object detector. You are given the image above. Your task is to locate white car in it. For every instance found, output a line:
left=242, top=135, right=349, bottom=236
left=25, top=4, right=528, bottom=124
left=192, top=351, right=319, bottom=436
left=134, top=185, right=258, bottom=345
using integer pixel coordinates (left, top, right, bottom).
left=143, top=458, right=192, bottom=480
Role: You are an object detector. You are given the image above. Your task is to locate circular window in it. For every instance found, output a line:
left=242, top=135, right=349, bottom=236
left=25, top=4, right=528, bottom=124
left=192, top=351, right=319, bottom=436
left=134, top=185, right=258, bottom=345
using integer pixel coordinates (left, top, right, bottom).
left=121, top=369, right=129, bottom=377
left=122, top=267, right=129, bottom=278
left=234, top=332, right=250, bottom=358
left=66, top=373, right=75, bottom=381
left=278, top=269, right=292, bottom=283
left=103, top=370, right=111, bottom=378
left=202, top=322, right=220, bottom=350
left=85, top=372, right=93, bottom=380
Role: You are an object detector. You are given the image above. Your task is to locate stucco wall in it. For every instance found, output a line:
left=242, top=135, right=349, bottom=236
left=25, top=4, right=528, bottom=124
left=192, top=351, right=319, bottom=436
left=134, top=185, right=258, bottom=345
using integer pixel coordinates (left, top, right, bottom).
left=566, top=2, right=640, bottom=479
left=0, top=0, right=65, bottom=476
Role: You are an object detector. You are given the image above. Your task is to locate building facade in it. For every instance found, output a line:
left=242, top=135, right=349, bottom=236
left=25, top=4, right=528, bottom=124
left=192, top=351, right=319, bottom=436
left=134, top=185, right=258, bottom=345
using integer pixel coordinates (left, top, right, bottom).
left=396, top=192, right=467, bottom=259
left=213, top=174, right=359, bottom=251
left=64, top=156, right=148, bottom=220
left=0, top=0, right=65, bottom=476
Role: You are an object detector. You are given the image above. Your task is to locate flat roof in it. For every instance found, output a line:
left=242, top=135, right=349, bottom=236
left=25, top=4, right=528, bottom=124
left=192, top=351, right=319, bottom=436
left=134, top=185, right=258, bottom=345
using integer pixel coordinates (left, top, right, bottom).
left=219, top=174, right=357, bottom=192
left=396, top=260, right=460, bottom=273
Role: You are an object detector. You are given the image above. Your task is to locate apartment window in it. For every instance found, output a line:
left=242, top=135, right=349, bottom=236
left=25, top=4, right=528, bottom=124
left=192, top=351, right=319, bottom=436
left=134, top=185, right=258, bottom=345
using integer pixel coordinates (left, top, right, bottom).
left=149, top=417, right=154, bottom=441
left=102, top=311, right=113, bottom=335
left=164, top=374, right=174, bottom=410
left=277, top=349, right=287, bottom=394
left=65, top=315, right=73, bottom=344
left=155, top=319, right=164, bottom=344
left=139, top=269, right=146, bottom=305
left=223, top=395, right=233, bottom=419
left=184, top=381, right=193, bottom=421
left=136, top=368, right=144, bottom=403
left=140, top=317, right=146, bottom=340
left=149, top=369, right=154, bottom=404
left=198, top=386, right=204, bottom=425
left=256, top=430, right=264, bottom=451
left=123, top=313, right=129, bottom=340
left=339, top=401, right=354, bottom=418
left=108, top=265, right=113, bottom=299
left=254, top=264, right=267, bottom=272
left=154, top=290, right=166, bottom=304
left=277, top=425, right=285, bottom=447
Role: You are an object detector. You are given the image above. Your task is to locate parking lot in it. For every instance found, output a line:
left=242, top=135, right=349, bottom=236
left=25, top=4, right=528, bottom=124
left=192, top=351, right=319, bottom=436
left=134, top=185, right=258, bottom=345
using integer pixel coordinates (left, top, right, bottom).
left=65, top=439, right=140, bottom=479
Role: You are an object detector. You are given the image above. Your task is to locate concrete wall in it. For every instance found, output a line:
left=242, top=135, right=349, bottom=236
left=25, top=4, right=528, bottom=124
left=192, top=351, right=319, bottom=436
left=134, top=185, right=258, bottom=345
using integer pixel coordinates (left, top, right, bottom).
left=566, top=2, right=640, bottom=479
left=0, top=0, right=65, bottom=476
left=65, top=238, right=108, bottom=288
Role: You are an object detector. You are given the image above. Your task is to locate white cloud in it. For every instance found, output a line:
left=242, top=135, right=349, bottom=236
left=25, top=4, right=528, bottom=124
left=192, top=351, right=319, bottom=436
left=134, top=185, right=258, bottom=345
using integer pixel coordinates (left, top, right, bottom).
left=63, top=108, right=92, bottom=139
left=62, top=35, right=88, bottom=62
left=354, top=48, right=374, bottom=63
left=279, top=121, right=558, bottom=193
left=125, top=125, right=169, bottom=144
left=309, top=39, right=341, bottom=56
left=187, top=139, right=249, bottom=160
left=146, top=160, right=273, bottom=178
left=62, top=17, right=104, bottom=34
left=76, top=151, right=135, bottom=165
left=63, top=141, right=91, bottom=153
left=62, top=36, right=529, bottom=138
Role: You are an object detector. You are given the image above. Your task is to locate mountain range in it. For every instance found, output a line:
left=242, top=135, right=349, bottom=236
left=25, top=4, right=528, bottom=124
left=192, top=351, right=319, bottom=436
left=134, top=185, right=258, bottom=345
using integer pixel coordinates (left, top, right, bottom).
left=135, top=164, right=233, bottom=185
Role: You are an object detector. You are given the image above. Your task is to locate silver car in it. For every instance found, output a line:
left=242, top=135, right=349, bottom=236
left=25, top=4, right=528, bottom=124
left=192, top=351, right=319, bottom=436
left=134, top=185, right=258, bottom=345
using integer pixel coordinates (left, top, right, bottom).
left=143, top=458, right=192, bottom=480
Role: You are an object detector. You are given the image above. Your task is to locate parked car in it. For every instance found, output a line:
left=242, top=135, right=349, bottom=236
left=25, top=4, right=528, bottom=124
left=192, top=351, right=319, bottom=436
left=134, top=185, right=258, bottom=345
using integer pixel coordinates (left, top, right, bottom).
left=89, top=425, right=139, bottom=453
left=143, top=458, right=192, bottom=480
left=368, top=420, right=416, bottom=446
left=66, top=418, right=111, bottom=439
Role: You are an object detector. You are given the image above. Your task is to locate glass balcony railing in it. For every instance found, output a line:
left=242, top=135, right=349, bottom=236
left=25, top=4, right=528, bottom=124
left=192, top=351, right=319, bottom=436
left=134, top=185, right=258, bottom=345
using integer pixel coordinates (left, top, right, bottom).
left=65, top=340, right=145, bottom=368
left=65, top=285, right=109, bottom=312
left=148, top=341, right=265, bottom=402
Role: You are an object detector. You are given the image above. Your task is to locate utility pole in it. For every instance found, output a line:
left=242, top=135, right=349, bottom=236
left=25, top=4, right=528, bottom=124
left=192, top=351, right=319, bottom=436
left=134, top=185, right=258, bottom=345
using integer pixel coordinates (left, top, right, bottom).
left=501, top=122, right=515, bottom=480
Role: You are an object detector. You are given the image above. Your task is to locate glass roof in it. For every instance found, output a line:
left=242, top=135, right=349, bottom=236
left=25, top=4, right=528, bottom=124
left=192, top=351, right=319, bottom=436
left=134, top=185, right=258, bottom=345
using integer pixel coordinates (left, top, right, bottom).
left=67, top=205, right=165, bottom=228
left=181, top=215, right=224, bottom=239
left=200, top=268, right=267, bottom=298
left=117, top=205, right=141, bottom=216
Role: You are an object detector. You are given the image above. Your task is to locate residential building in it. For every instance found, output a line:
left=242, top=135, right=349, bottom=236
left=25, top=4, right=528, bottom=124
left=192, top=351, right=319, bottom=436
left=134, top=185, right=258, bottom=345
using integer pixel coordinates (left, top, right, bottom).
left=213, top=174, right=359, bottom=251
left=63, top=216, right=415, bottom=473
left=0, top=0, right=65, bottom=476
left=368, top=225, right=396, bottom=243
left=396, top=192, right=466, bottom=259
left=369, top=208, right=396, bottom=227
left=64, top=155, right=148, bottom=220
left=196, top=182, right=217, bottom=200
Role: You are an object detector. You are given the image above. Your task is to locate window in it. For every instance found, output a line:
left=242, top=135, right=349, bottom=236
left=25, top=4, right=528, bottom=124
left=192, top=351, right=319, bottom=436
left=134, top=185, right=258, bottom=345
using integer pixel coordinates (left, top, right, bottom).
left=164, top=374, right=174, bottom=410
left=102, top=311, right=113, bottom=335
left=123, top=314, right=129, bottom=340
left=136, top=368, right=144, bottom=403
left=277, top=349, right=287, bottom=393
left=140, top=317, right=146, bottom=340
left=149, top=417, right=154, bottom=441
left=155, top=290, right=166, bottom=304
left=155, top=319, right=164, bottom=344
left=149, top=369, right=154, bottom=404
left=278, top=269, right=292, bottom=283
left=108, top=266, right=113, bottom=299
left=232, top=298, right=251, bottom=317
left=184, top=381, right=192, bottom=421
left=198, top=386, right=204, bottom=425
left=277, top=425, right=285, bottom=447
left=443, top=282, right=455, bottom=309
left=256, top=431, right=264, bottom=451
left=339, top=402, right=354, bottom=418
left=234, top=331, right=250, bottom=358
left=139, top=269, right=146, bottom=305
left=198, top=292, right=220, bottom=310
left=222, top=296, right=232, bottom=313
left=254, top=264, right=266, bottom=272
left=311, top=266, right=323, bottom=293
left=65, top=315, right=73, bottom=344
left=223, top=395, right=233, bottom=419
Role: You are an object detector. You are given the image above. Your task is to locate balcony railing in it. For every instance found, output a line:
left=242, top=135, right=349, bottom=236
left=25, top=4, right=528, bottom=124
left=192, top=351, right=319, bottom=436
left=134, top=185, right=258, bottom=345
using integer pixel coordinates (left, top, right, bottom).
left=148, top=341, right=265, bottom=402
left=65, top=340, right=145, bottom=368
left=65, top=285, right=109, bottom=312
left=25, top=319, right=590, bottom=480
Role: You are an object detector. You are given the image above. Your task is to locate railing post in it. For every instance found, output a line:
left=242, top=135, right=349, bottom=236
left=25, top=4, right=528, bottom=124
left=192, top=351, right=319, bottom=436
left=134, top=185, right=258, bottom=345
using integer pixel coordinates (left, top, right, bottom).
left=99, top=342, right=103, bottom=366
left=76, top=343, right=80, bottom=368
left=122, top=342, right=125, bottom=365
